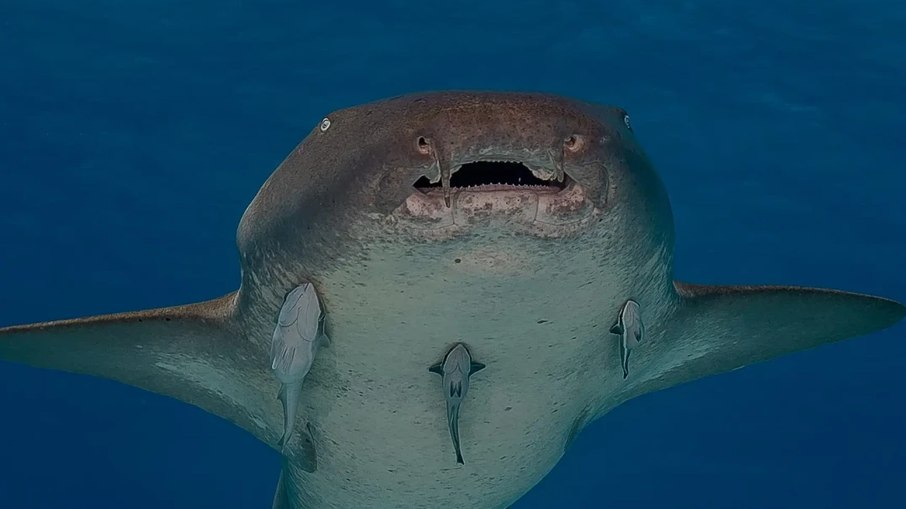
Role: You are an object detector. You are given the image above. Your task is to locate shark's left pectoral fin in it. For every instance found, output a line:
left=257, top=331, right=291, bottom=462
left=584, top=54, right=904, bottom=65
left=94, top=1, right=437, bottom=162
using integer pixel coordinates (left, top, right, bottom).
left=0, top=292, right=281, bottom=447
left=641, top=282, right=905, bottom=394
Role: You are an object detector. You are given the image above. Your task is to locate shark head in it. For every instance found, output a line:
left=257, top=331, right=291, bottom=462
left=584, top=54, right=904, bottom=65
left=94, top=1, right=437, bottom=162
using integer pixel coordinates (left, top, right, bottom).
left=235, top=91, right=677, bottom=317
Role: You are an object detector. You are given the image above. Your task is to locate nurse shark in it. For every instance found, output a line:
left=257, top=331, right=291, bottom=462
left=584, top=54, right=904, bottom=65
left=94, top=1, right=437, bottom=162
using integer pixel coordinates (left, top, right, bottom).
left=0, top=91, right=903, bottom=508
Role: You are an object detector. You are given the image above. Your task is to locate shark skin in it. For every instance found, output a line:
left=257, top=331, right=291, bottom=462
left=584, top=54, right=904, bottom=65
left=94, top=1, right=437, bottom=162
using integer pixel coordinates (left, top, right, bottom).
left=0, top=91, right=903, bottom=509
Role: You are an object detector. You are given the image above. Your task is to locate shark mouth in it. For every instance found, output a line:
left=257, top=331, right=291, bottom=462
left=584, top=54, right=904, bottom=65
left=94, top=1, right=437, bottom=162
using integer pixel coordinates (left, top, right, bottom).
left=413, top=161, right=569, bottom=194
left=398, top=158, right=594, bottom=232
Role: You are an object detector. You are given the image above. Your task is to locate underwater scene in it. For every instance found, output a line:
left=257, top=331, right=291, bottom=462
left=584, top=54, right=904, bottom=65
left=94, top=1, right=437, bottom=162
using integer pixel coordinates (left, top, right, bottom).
left=0, top=1, right=904, bottom=508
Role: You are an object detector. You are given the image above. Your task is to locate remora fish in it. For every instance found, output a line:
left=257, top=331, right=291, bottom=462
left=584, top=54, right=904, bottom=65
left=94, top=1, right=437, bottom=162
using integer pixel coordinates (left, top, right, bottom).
left=610, top=299, right=644, bottom=379
left=271, top=283, right=329, bottom=461
left=429, top=342, right=486, bottom=464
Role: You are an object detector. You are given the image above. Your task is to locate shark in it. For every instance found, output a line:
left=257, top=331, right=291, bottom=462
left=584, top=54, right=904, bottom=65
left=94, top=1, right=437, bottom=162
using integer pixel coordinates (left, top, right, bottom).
left=0, top=91, right=902, bottom=508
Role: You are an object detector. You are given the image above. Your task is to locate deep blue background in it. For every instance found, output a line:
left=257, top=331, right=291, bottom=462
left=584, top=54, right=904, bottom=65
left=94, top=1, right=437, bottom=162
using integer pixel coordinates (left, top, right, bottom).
left=1, top=1, right=904, bottom=507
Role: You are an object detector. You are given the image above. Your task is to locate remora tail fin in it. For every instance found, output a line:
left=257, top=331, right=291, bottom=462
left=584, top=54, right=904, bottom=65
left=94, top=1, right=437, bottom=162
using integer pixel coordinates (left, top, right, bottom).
left=0, top=292, right=281, bottom=446
left=638, top=283, right=905, bottom=395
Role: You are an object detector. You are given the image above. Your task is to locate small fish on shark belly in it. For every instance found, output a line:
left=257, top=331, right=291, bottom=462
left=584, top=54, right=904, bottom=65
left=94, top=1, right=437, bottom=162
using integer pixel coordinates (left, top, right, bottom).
left=270, top=282, right=330, bottom=470
left=428, top=343, right=486, bottom=465
left=609, top=299, right=644, bottom=379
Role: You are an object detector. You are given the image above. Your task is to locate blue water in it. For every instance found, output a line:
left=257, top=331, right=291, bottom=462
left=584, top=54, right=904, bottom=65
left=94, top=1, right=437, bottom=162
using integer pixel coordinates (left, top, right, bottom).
left=1, top=1, right=904, bottom=508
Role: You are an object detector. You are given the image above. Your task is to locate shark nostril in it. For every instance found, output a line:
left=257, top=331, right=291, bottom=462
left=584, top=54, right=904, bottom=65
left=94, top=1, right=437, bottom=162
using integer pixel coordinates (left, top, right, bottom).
left=417, top=136, right=431, bottom=154
left=564, top=135, right=584, bottom=153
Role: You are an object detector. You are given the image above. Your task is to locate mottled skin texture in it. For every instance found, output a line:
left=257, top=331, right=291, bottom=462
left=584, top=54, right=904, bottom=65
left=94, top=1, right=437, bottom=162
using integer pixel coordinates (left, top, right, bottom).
left=0, top=92, right=903, bottom=509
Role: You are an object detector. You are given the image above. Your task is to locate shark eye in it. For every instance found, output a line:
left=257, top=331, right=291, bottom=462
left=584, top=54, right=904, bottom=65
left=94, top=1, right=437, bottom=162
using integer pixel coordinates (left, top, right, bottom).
left=623, top=114, right=632, bottom=131
left=319, top=118, right=331, bottom=132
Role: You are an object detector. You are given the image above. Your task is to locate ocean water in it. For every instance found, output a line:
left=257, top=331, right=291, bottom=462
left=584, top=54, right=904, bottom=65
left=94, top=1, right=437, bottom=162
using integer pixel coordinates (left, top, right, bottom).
left=0, top=1, right=903, bottom=508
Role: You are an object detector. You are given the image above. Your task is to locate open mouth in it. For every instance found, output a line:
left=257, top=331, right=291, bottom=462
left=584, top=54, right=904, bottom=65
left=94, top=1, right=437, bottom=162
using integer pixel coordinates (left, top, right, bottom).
left=413, top=161, right=568, bottom=193
left=397, top=157, right=595, bottom=232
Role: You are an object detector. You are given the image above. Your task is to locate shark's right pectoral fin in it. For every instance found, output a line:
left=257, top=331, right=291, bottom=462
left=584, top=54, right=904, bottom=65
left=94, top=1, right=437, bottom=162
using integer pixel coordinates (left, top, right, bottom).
left=637, top=282, right=905, bottom=396
left=0, top=292, right=282, bottom=447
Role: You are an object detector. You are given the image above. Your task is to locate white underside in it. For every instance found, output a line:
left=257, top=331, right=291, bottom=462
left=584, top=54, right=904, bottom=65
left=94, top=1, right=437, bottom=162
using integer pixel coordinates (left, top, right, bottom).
left=259, top=229, right=676, bottom=509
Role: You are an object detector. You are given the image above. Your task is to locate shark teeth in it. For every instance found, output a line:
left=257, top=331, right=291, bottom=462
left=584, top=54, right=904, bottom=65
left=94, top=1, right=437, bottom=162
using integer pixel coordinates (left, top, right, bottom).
left=413, top=160, right=568, bottom=203
left=460, top=184, right=557, bottom=190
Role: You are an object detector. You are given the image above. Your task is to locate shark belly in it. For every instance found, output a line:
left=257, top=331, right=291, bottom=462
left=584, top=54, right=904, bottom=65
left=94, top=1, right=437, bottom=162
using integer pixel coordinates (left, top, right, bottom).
left=264, top=236, right=675, bottom=508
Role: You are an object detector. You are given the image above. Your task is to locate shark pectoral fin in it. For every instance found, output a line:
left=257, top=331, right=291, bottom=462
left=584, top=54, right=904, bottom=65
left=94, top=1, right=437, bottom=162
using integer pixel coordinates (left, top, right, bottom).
left=469, top=361, right=486, bottom=374
left=428, top=363, right=443, bottom=375
left=641, top=283, right=905, bottom=395
left=609, top=322, right=623, bottom=335
left=0, top=292, right=281, bottom=447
